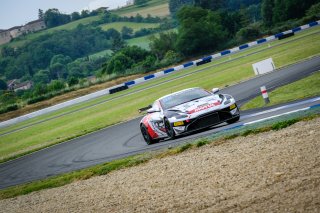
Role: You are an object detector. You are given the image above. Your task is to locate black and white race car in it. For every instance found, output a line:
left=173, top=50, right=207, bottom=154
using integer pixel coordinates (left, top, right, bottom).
left=140, top=87, right=240, bottom=144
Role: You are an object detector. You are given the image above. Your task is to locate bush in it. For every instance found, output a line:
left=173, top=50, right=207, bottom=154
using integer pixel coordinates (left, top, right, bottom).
left=0, top=104, right=19, bottom=114
left=236, top=22, right=262, bottom=43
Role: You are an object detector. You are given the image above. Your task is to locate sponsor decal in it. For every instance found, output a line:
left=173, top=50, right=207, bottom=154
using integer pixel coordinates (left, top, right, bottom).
left=188, top=101, right=220, bottom=114
left=230, top=104, right=236, bottom=110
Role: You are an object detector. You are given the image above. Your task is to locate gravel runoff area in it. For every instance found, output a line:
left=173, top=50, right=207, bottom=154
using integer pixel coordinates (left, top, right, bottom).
left=1, top=118, right=320, bottom=212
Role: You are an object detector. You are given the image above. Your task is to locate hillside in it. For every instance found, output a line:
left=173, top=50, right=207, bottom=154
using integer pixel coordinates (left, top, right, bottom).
left=2, top=0, right=169, bottom=49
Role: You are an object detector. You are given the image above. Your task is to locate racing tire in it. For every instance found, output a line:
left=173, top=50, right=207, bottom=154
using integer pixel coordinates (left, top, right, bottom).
left=140, top=124, right=158, bottom=145
left=164, top=118, right=175, bottom=139
left=226, top=116, right=240, bottom=124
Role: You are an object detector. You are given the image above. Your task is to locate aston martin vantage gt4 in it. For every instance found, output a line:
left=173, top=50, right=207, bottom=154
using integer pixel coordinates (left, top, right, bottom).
left=140, top=87, right=240, bottom=144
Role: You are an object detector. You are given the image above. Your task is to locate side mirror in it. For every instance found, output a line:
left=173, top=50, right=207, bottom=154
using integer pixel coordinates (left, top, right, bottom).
left=212, top=88, right=220, bottom=94
left=147, top=108, right=160, bottom=113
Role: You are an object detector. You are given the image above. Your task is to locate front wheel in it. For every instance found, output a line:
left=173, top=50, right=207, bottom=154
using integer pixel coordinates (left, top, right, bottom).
left=226, top=116, right=240, bottom=124
left=140, top=124, right=158, bottom=145
left=164, top=118, right=175, bottom=139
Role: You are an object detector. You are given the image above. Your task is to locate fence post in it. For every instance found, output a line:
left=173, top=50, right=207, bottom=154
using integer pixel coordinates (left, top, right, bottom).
left=260, top=86, right=270, bottom=104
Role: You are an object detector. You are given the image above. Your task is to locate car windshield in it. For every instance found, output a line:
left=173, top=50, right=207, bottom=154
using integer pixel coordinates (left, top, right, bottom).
left=160, top=88, right=211, bottom=110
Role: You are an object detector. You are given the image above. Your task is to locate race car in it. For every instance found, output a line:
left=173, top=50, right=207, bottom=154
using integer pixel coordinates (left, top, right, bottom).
left=140, top=87, right=240, bottom=144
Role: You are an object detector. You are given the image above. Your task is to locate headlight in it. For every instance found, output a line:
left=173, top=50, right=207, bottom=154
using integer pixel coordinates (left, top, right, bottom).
left=223, top=95, right=234, bottom=105
left=174, top=113, right=188, bottom=119
left=152, top=120, right=164, bottom=128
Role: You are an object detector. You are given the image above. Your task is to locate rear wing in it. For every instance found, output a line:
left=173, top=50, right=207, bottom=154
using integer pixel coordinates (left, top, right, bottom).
left=138, top=105, right=152, bottom=113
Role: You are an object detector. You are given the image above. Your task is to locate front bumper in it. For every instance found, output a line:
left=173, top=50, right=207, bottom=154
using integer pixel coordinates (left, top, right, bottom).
left=173, top=105, right=240, bottom=134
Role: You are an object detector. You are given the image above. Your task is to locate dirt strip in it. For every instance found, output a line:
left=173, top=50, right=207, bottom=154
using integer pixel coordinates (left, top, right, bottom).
left=1, top=118, right=320, bottom=212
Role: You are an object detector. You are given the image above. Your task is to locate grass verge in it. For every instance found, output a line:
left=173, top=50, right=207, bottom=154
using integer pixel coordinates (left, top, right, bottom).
left=241, top=71, right=320, bottom=110
left=1, top=111, right=319, bottom=200
left=0, top=26, right=319, bottom=162
left=113, top=0, right=169, bottom=17
left=100, top=22, right=160, bottom=32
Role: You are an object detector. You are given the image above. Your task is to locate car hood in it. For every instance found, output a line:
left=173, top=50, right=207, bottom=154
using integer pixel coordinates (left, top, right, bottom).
left=168, top=95, right=223, bottom=114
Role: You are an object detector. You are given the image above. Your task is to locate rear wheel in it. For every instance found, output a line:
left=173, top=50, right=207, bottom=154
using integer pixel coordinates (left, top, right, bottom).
left=140, top=124, right=158, bottom=145
left=164, top=118, right=175, bottom=139
left=226, top=116, right=240, bottom=124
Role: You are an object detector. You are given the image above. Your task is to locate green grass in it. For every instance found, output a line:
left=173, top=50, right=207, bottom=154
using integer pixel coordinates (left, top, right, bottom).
left=127, top=34, right=152, bottom=49
left=1, top=113, right=318, bottom=199
left=241, top=71, right=320, bottom=110
left=100, top=22, right=160, bottom=32
left=127, top=28, right=177, bottom=49
left=89, top=49, right=113, bottom=59
left=0, top=26, right=319, bottom=162
left=113, top=0, right=169, bottom=17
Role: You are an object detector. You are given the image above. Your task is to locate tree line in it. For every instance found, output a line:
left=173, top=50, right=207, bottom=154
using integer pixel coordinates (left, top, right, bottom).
left=104, top=0, right=320, bottom=75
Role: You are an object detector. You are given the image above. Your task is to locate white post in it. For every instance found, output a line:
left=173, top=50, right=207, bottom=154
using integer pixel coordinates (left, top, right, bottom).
left=260, top=86, right=270, bottom=104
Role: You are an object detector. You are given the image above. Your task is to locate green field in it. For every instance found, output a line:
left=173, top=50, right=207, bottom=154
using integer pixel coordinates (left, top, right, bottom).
left=100, top=22, right=160, bottom=32
left=113, top=0, right=169, bottom=17
left=127, top=34, right=153, bottom=49
left=89, top=49, right=113, bottom=59
left=127, top=28, right=177, bottom=49
left=0, top=26, right=319, bottom=162
left=241, top=71, right=320, bottom=110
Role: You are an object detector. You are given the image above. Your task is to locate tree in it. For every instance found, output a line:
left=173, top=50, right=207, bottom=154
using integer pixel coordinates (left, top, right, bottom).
left=149, top=31, right=178, bottom=60
left=162, top=50, right=181, bottom=65
left=44, top=8, right=71, bottom=28
left=135, top=14, right=144, bottom=22
left=176, top=6, right=227, bottom=55
left=104, top=46, right=150, bottom=74
left=272, top=0, right=287, bottom=23
left=33, top=70, right=50, bottom=84
left=71, top=12, right=81, bottom=21
left=48, top=80, right=65, bottom=92
left=236, top=23, right=262, bottom=43
left=261, top=0, right=274, bottom=26
left=306, top=2, right=320, bottom=19
left=1, top=46, right=15, bottom=57
left=50, top=54, right=72, bottom=66
left=111, top=34, right=125, bottom=52
left=67, top=77, right=79, bottom=86
left=194, top=0, right=226, bottom=11
left=106, top=53, right=133, bottom=74
left=121, top=26, right=134, bottom=39
left=0, top=79, right=7, bottom=90
left=81, top=10, right=90, bottom=18
left=169, top=0, right=193, bottom=15
left=38, top=9, right=44, bottom=19
left=50, top=63, right=67, bottom=79
left=33, top=83, right=47, bottom=96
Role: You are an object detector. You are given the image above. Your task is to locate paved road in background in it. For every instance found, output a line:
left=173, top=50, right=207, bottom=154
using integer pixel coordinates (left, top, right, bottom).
left=0, top=57, right=320, bottom=189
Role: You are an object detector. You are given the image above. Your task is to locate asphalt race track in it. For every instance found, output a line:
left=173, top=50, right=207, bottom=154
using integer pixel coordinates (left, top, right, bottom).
left=0, top=56, right=320, bottom=189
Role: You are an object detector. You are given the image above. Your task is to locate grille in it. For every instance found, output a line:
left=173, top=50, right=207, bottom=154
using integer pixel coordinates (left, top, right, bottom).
left=187, top=112, right=220, bottom=131
left=218, top=110, right=233, bottom=120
